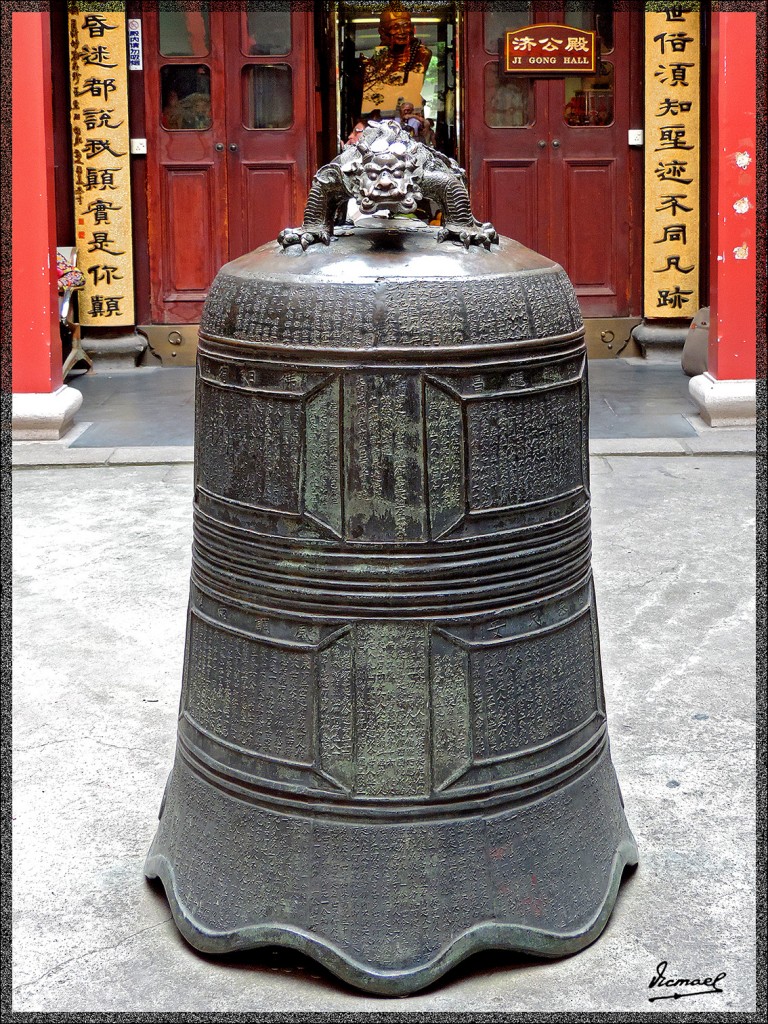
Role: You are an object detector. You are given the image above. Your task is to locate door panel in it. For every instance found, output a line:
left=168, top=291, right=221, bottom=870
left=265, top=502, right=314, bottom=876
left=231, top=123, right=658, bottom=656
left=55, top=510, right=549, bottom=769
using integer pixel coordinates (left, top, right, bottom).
left=240, top=164, right=295, bottom=253
left=484, top=161, right=541, bottom=252
left=145, top=8, right=228, bottom=323
left=163, top=166, right=222, bottom=296
left=561, top=159, right=616, bottom=291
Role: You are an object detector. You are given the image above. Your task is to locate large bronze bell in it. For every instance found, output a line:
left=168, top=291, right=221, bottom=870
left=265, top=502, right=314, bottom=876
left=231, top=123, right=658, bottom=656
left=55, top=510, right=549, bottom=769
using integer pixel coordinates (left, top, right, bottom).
left=146, top=126, right=637, bottom=995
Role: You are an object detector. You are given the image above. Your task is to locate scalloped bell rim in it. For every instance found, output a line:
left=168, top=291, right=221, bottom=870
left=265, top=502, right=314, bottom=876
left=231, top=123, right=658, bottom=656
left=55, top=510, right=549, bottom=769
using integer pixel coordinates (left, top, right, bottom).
left=145, top=840, right=639, bottom=997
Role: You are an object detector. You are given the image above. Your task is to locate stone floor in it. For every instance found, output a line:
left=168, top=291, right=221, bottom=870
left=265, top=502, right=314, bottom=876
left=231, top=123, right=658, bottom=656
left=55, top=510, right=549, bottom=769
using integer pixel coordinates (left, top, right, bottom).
left=67, top=365, right=196, bottom=448
left=11, top=454, right=757, bottom=1012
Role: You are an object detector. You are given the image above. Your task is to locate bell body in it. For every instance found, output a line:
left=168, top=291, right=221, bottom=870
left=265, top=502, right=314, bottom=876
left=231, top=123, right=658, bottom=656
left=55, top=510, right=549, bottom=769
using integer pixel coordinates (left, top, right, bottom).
left=146, top=223, right=638, bottom=995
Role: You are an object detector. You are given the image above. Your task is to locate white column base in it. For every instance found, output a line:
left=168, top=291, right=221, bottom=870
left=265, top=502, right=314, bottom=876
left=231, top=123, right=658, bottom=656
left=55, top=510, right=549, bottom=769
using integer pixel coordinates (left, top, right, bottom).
left=12, top=385, right=83, bottom=440
left=688, top=372, right=756, bottom=427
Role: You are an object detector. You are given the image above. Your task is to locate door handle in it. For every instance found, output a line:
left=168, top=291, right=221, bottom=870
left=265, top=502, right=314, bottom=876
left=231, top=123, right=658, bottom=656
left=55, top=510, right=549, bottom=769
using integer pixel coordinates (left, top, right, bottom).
left=538, top=139, right=546, bottom=148
left=229, top=143, right=239, bottom=152
left=552, top=139, right=561, bottom=148
left=215, top=143, right=225, bottom=151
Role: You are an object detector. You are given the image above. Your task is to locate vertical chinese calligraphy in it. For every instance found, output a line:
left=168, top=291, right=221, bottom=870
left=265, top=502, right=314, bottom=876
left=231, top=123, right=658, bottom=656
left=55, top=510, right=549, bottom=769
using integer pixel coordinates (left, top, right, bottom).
left=69, top=5, right=135, bottom=327
left=644, top=7, right=700, bottom=318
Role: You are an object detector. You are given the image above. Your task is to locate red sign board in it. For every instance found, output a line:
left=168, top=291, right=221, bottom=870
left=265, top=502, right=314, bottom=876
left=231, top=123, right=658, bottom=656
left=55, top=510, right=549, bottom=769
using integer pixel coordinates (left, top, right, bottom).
left=504, top=24, right=596, bottom=74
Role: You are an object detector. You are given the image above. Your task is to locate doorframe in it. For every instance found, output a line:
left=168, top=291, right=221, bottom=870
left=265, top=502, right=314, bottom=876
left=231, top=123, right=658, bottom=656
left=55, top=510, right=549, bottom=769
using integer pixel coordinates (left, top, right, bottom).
left=332, top=2, right=462, bottom=158
left=626, top=1, right=643, bottom=318
left=316, top=0, right=340, bottom=166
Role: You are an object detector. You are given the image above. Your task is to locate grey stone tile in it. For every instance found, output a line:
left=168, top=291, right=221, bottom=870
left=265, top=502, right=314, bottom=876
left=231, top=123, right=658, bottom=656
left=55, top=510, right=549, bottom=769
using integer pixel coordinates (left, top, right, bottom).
left=590, top=414, right=698, bottom=439
left=603, top=395, right=698, bottom=415
left=681, top=431, right=757, bottom=454
left=69, top=417, right=194, bottom=448
left=589, top=438, right=688, bottom=456
left=12, top=444, right=116, bottom=467
left=108, top=447, right=194, bottom=465
left=67, top=368, right=196, bottom=448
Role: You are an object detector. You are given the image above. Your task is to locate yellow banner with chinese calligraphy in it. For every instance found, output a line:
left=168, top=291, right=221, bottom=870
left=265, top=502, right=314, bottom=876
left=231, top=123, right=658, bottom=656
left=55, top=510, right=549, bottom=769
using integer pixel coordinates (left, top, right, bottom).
left=643, top=7, right=700, bottom=319
left=68, top=3, right=134, bottom=327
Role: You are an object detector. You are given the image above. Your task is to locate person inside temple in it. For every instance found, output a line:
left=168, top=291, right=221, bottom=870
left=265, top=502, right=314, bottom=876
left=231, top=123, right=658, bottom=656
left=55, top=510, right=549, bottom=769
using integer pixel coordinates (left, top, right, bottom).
left=346, top=119, right=368, bottom=145
left=359, top=3, right=432, bottom=118
left=395, top=101, right=425, bottom=140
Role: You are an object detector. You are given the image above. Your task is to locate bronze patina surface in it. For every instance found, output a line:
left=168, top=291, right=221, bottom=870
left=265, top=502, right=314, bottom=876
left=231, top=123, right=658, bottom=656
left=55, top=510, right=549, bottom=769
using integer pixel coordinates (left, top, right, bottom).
left=146, top=168, right=638, bottom=994
left=279, top=120, right=498, bottom=250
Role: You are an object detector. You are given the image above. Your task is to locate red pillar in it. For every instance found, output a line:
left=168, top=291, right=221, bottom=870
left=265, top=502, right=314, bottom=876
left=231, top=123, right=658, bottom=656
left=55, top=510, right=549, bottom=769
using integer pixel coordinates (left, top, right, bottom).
left=707, top=11, right=757, bottom=382
left=12, top=11, right=62, bottom=394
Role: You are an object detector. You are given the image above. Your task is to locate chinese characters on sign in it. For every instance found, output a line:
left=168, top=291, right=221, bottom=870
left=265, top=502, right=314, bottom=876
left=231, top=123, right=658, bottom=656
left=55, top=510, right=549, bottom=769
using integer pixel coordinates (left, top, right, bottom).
left=127, top=19, right=143, bottom=70
left=69, top=6, right=134, bottom=327
left=504, top=25, right=595, bottom=75
left=644, top=7, right=700, bottom=318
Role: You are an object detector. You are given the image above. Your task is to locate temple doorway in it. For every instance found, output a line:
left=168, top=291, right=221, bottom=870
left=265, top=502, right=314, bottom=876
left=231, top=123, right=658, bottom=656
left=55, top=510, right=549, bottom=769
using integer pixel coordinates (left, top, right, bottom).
left=336, top=3, right=459, bottom=159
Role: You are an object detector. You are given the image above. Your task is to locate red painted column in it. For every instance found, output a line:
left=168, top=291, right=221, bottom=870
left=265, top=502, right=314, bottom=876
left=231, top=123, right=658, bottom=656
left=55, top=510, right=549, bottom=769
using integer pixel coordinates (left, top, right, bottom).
left=12, top=11, right=62, bottom=394
left=707, top=11, right=757, bottom=382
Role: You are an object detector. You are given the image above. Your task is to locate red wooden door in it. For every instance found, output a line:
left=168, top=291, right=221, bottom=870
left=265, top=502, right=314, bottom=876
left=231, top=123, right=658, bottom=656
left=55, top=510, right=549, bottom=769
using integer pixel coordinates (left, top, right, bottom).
left=463, top=2, right=642, bottom=317
left=144, top=9, right=228, bottom=324
left=224, top=7, right=316, bottom=261
left=144, top=6, right=316, bottom=324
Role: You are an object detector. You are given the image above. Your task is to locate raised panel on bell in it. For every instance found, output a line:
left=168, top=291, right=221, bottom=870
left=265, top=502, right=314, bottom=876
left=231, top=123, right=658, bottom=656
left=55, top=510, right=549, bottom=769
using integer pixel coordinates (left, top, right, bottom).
left=466, top=383, right=585, bottom=512
left=317, top=628, right=355, bottom=791
left=182, top=612, right=317, bottom=764
left=343, top=373, right=427, bottom=543
left=430, top=597, right=605, bottom=793
left=180, top=609, right=356, bottom=794
left=424, top=379, right=465, bottom=540
left=467, top=611, right=600, bottom=760
left=304, top=376, right=343, bottom=537
left=196, top=383, right=303, bottom=511
left=430, top=582, right=604, bottom=792
left=352, top=622, right=430, bottom=797
left=430, top=630, right=472, bottom=790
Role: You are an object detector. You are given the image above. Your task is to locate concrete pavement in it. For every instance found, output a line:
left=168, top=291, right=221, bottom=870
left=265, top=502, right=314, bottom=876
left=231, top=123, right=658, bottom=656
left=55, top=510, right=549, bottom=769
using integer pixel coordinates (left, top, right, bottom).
left=11, top=446, right=757, bottom=1012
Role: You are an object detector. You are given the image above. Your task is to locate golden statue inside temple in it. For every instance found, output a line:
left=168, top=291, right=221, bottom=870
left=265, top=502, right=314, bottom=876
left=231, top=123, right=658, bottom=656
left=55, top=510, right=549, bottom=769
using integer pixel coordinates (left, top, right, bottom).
left=360, top=4, right=432, bottom=117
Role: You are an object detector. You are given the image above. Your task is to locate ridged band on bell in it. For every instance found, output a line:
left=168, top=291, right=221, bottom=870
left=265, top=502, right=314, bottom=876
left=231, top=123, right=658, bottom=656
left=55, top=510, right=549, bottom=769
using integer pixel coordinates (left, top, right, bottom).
left=145, top=223, right=637, bottom=996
